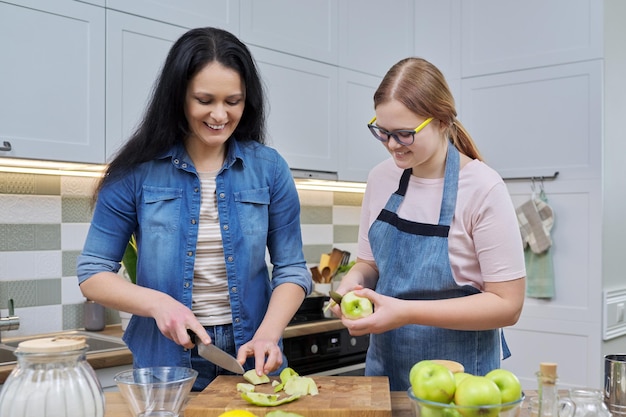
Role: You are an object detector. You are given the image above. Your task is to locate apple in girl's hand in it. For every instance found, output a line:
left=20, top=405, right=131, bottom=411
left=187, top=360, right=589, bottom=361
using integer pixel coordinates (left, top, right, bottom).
left=410, top=360, right=456, bottom=404
left=340, top=291, right=373, bottom=319
left=454, top=375, right=502, bottom=417
left=485, top=368, right=522, bottom=405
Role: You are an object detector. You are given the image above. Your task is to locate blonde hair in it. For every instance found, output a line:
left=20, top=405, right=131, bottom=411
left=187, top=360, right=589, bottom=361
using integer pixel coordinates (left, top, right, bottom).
left=373, top=57, right=483, bottom=161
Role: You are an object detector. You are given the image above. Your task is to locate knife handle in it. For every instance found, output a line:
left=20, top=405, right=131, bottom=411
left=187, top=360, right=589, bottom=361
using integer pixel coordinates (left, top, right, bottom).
left=187, top=329, right=197, bottom=344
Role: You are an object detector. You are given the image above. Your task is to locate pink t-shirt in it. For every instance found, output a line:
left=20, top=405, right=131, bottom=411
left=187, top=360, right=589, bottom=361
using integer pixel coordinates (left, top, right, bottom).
left=358, top=157, right=526, bottom=290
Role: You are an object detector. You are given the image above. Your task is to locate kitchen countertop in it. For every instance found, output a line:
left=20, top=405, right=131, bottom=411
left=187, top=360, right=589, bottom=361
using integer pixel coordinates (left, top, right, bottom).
left=0, top=319, right=343, bottom=384
left=2, top=323, right=539, bottom=416
left=104, top=391, right=537, bottom=417
left=0, top=325, right=133, bottom=384
left=103, top=391, right=415, bottom=417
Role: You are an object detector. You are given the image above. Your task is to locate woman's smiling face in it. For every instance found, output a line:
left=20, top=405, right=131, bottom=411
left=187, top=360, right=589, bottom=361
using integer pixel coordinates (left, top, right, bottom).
left=184, top=61, right=245, bottom=149
left=374, top=100, right=446, bottom=177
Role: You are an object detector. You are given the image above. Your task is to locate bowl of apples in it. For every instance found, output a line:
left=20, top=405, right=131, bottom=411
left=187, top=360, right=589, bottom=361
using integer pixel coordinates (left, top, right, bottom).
left=407, top=360, right=524, bottom=417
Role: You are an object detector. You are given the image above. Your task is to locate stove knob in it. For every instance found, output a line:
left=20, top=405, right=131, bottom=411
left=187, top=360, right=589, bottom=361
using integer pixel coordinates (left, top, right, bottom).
left=350, top=337, right=357, bottom=347
left=310, top=344, right=318, bottom=354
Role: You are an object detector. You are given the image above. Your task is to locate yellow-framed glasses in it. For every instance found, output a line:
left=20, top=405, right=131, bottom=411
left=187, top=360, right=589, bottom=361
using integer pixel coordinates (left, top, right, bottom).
left=367, top=116, right=434, bottom=146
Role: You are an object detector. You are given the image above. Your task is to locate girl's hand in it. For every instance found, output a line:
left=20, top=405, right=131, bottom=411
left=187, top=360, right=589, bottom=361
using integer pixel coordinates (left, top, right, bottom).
left=339, top=287, right=407, bottom=336
left=328, top=284, right=364, bottom=317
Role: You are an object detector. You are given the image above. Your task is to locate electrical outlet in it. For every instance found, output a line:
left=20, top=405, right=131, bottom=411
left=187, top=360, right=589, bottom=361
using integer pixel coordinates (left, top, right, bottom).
left=603, top=288, right=626, bottom=340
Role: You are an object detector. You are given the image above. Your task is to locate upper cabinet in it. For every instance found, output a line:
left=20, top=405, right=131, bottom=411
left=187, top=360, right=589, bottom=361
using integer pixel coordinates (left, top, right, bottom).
left=461, top=61, right=602, bottom=180
left=105, top=0, right=239, bottom=33
left=240, top=0, right=339, bottom=64
left=460, top=0, right=603, bottom=77
left=337, top=70, right=387, bottom=182
left=337, top=0, right=414, bottom=77
left=250, top=47, right=339, bottom=174
left=413, top=0, right=461, bottom=81
left=0, top=0, right=105, bottom=163
left=105, top=11, right=187, bottom=161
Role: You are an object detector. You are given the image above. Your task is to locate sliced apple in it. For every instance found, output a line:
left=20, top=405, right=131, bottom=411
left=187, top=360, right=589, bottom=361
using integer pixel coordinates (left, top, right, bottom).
left=236, top=382, right=255, bottom=393
left=243, top=369, right=270, bottom=385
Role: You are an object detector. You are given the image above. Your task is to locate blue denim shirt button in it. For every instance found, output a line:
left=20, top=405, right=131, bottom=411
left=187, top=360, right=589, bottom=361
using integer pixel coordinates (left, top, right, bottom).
left=181, top=163, right=188, bottom=168
left=173, top=158, right=179, bottom=164
left=219, top=193, right=225, bottom=198
left=194, top=187, right=199, bottom=192
left=227, top=256, right=234, bottom=262
left=184, top=282, right=190, bottom=288
left=191, top=219, right=197, bottom=225
left=187, top=251, right=193, bottom=256
left=231, top=287, right=237, bottom=293
left=223, top=225, right=229, bottom=230
left=234, top=318, right=240, bottom=323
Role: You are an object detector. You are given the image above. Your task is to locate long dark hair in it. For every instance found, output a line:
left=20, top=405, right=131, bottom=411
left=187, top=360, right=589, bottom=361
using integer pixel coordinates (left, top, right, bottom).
left=374, top=57, right=482, bottom=161
left=97, top=27, right=266, bottom=193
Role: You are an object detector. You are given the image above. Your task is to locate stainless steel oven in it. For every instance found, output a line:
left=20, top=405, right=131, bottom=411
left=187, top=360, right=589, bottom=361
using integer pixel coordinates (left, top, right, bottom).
left=282, top=320, right=369, bottom=377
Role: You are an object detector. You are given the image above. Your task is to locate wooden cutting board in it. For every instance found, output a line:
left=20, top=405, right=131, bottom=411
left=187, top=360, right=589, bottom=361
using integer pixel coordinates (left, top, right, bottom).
left=184, top=375, right=392, bottom=417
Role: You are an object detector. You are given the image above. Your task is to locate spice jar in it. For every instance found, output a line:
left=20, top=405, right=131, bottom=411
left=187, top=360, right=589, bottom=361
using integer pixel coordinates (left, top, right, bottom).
left=0, top=336, right=104, bottom=417
left=536, top=362, right=561, bottom=417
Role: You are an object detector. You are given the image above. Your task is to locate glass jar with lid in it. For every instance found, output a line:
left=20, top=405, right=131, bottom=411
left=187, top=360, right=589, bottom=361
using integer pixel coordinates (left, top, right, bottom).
left=0, top=336, right=104, bottom=416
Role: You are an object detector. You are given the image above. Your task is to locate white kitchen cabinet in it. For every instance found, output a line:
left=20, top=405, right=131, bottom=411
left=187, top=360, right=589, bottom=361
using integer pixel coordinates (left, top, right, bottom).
left=337, top=69, right=387, bottom=182
left=240, top=0, right=339, bottom=65
left=105, top=11, right=187, bottom=161
left=81, top=0, right=105, bottom=6
left=0, top=0, right=105, bottom=163
left=461, top=60, right=602, bottom=181
left=413, top=0, right=461, bottom=81
left=460, top=0, right=603, bottom=77
left=337, top=0, right=414, bottom=77
left=105, top=0, right=239, bottom=33
left=250, top=46, right=339, bottom=174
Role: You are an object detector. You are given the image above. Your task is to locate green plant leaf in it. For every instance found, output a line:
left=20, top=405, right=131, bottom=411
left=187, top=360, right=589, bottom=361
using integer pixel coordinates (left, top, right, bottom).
left=121, top=235, right=137, bottom=284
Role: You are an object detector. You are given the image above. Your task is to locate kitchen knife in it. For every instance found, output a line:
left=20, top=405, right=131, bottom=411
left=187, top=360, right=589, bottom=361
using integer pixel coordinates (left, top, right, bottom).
left=188, top=330, right=245, bottom=374
left=197, top=343, right=245, bottom=374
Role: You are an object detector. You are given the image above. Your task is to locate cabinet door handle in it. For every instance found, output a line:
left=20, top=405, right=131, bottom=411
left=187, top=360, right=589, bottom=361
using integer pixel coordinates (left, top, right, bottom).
left=1, top=141, right=12, bottom=151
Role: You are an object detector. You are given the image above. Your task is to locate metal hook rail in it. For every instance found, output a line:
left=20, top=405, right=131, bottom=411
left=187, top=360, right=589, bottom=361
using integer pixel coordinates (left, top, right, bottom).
left=502, top=171, right=559, bottom=182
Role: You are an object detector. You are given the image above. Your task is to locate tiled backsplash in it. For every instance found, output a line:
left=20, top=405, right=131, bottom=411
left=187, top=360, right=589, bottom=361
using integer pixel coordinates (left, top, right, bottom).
left=0, top=172, right=362, bottom=337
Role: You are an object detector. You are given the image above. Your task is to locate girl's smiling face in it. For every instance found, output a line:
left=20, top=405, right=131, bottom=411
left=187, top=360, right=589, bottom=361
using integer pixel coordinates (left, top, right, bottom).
left=374, top=100, right=447, bottom=178
left=184, top=62, right=245, bottom=150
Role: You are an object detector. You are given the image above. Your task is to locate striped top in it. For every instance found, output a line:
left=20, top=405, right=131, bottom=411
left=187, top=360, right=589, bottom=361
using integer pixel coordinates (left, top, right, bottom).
left=192, top=170, right=231, bottom=325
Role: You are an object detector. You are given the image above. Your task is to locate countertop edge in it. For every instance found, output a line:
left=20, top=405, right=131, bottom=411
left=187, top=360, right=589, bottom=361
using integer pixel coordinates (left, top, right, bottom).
left=1, top=320, right=346, bottom=384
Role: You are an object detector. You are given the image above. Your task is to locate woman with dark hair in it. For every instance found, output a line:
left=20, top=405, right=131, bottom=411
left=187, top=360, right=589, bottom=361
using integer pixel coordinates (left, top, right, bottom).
left=77, top=27, right=311, bottom=391
left=331, top=57, right=526, bottom=391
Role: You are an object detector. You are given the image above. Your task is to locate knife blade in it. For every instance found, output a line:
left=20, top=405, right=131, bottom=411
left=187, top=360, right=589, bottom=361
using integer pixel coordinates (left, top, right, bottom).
left=197, top=343, right=245, bottom=374
left=187, top=329, right=245, bottom=374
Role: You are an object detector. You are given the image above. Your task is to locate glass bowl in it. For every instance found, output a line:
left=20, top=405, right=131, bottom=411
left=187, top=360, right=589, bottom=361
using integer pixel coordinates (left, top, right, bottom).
left=114, top=366, right=198, bottom=417
left=407, top=388, right=525, bottom=417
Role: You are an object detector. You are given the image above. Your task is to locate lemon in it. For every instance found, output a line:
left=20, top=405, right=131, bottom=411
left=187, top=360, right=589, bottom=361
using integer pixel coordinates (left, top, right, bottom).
left=218, top=411, right=258, bottom=417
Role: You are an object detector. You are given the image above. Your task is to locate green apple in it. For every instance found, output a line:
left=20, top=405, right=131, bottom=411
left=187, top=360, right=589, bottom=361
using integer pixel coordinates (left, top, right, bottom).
left=454, top=372, right=472, bottom=388
left=418, top=404, right=446, bottom=417
left=485, top=368, right=522, bottom=406
left=340, top=290, right=373, bottom=319
left=454, top=375, right=502, bottom=417
left=410, top=360, right=434, bottom=384
left=410, top=361, right=456, bottom=404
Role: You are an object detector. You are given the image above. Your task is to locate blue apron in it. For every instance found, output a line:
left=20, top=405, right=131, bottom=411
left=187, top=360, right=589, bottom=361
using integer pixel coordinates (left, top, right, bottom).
left=365, top=143, right=510, bottom=391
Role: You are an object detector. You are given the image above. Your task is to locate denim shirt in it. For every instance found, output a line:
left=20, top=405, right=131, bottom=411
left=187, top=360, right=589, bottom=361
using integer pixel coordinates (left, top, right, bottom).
left=77, top=139, right=311, bottom=369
